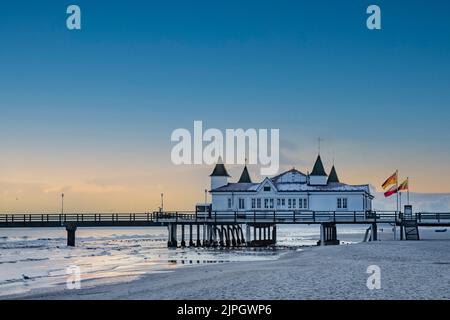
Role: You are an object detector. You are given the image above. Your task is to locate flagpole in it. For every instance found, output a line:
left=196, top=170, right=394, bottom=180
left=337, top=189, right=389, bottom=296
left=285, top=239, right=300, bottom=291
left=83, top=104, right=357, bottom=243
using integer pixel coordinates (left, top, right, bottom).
left=407, top=177, right=410, bottom=205
left=396, top=169, right=399, bottom=213
left=396, top=169, right=400, bottom=240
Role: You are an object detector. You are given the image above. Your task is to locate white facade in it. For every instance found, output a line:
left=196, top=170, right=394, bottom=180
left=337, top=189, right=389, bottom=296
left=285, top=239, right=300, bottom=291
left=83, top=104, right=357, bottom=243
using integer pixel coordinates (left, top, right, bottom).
left=209, top=156, right=373, bottom=213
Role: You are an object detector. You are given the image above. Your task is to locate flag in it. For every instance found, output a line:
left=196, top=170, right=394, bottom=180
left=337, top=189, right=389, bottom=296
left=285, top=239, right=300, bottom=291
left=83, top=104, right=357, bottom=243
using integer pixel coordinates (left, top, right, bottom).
left=398, top=179, right=408, bottom=192
left=382, top=171, right=397, bottom=189
left=384, top=185, right=398, bottom=197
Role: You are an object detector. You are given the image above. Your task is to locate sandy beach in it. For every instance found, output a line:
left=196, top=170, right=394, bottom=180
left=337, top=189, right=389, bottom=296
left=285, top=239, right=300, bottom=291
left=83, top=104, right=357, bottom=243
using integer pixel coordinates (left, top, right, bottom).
left=7, top=238, right=450, bottom=300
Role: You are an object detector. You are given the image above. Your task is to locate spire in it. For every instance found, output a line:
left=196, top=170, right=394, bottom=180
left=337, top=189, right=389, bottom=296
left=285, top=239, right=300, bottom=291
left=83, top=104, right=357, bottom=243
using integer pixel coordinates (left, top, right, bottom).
left=209, top=157, right=230, bottom=177
left=318, top=137, right=322, bottom=155
left=327, top=165, right=340, bottom=183
left=238, top=165, right=252, bottom=183
left=310, top=155, right=327, bottom=176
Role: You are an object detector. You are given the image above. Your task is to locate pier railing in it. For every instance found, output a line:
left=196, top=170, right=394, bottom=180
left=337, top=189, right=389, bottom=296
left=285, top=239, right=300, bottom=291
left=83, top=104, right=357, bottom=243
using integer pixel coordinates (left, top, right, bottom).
left=1, top=211, right=450, bottom=227
left=415, top=212, right=450, bottom=225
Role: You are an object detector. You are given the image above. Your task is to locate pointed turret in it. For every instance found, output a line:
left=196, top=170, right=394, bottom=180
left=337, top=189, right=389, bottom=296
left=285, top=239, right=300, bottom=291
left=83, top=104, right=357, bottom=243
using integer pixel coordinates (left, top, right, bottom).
left=210, top=158, right=230, bottom=190
left=310, top=155, right=327, bottom=176
left=327, top=165, right=340, bottom=183
left=309, top=155, right=328, bottom=186
left=238, top=165, right=252, bottom=183
left=209, top=157, right=230, bottom=177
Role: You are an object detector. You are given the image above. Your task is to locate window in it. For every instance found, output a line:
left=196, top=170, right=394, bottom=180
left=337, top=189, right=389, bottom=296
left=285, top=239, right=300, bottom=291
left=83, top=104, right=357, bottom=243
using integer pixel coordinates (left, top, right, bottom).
left=239, top=198, right=245, bottom=210
left=257, top=198, right=261, bottom=209
left=288, top=199, right=292, bottom=209
left=298, top=198, right=308, bottom=209
left=281, top=199, right=285, bottom=206
left=228, top=198, right=232, bottom=209
left=337, top=198, right=348, bottom=209
left=293, top=199, right=296, bottom=208
left=269, top=198, right=274, bottom=209
left=264, top=198, right=269, bottom=209
left=277, top=199, right=281, bottom=206
left=251, top=198, right=256, bottom=209
left=263, top=186, right=271, bottom=192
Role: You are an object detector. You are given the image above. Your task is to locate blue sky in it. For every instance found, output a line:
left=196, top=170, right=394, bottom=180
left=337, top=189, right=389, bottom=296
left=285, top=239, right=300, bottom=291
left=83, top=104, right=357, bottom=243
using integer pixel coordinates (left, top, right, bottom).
left=1, top=1, right=450, bottom=211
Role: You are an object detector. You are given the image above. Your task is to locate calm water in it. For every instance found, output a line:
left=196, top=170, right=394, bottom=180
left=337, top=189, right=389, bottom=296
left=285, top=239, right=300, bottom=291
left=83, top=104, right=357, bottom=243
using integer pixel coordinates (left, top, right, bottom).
left=0, top=224, right=388, bottom=297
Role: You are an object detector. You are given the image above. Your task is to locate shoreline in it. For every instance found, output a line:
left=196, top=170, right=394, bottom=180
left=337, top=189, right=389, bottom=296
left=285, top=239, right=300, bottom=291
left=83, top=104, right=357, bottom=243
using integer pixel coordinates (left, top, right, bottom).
left=5, top=239, right=450, bottom=300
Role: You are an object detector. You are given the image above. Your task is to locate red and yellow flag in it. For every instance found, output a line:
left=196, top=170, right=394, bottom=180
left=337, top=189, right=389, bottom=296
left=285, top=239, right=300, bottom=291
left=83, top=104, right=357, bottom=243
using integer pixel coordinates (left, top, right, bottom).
left=382, top=171, right=397, bottom=189
left=398, top=179, right=408, bottom=192
left=384, top=185, right=398, bottom=198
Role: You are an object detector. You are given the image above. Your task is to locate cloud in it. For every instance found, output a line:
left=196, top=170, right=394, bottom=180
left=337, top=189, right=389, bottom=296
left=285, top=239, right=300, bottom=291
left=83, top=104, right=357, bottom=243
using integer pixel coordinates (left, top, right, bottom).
left=279, top=138, right=309, bottom=168
left=43, top=185, right=73, bottom=194
left=373, top=192, right=450, bottom=212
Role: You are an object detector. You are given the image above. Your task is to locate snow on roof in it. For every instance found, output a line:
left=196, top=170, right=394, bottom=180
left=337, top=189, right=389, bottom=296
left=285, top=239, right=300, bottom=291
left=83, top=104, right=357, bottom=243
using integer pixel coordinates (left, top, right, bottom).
left=275, top=182, right=370, bottom=193
left=271, top=168, right=306, bottom=182
left=213, top=181, right=370, bottom=193
left=211, top=166, right=371, bottom=194
left=213, top=183, right=260, bottom=192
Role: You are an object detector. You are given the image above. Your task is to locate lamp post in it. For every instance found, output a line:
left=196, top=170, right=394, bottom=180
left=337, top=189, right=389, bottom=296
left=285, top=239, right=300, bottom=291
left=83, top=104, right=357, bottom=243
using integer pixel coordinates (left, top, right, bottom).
left=61, top=193, right=65, bottom=215
left=204, top=189, right=209, bottom=218
left=160, top=193, right=164, bottom=212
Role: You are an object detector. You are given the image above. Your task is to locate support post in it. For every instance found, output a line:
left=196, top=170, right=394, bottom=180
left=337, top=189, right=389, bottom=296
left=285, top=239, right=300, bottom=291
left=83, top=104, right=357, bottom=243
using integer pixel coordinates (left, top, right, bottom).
left=202, top=224, right=207, bottom=246
left=218, top=226, right=224, bottom=247
left=319, top=224, right=325, bottom=246
left=189, top=224, right=194, bottom=246
left=240, top=225, right=246, bottom=244
left=167, top=225, right=171, bottom=247
left=318, top=223, right=339, bottom=246
left=181, top=224, right=186, bottom=247
left=66, top=223, right=77, bottom=247
left=235, top=226, right=241, bottom=245
left=225, top=226, right=231, bottom=247
left=231, top=226, right=234, bottom=246
left=196, top=224, right=201, bottom=246
left=371, top=223, right=378, bottom=241
left=208, top=225, right=213, bottom=247
left=212, top=226, right=218, bottom=247
left=400, top=221, right=404, bottom=240
left=168, top=224, right=178, bottom=248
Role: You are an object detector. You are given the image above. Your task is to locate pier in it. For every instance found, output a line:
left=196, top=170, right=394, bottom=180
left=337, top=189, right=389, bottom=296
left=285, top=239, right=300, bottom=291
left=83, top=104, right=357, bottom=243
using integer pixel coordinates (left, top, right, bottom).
left=0, top=211, right=449, bottom=247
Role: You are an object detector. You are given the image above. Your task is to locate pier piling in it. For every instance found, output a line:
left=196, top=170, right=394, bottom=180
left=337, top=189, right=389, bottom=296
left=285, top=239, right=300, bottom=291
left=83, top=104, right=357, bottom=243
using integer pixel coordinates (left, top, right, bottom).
left=189, top=224, right=194, bottom=246
left=65, top=223, right=77, bottom=247
left=168, top=223, right=177, bottom=248
left=318, top=223, right=339, bottom=246
left=371, top=223, right=378, bottom=241
left=181, top=224, right=186, bottom=247
left=196, top=224, right=201, bottom=247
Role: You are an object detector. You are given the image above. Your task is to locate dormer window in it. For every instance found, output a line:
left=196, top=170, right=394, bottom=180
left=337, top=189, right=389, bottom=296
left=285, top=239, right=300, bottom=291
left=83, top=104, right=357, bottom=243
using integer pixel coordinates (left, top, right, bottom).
left=263, top=186, right=271, bottom=192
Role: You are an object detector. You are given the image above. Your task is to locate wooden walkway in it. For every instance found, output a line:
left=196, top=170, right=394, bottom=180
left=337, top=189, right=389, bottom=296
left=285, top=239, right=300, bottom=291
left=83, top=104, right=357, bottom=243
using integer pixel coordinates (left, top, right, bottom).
left=1, top=211, right=449, bottom=247
left=0, top=211, right=449, bottom=228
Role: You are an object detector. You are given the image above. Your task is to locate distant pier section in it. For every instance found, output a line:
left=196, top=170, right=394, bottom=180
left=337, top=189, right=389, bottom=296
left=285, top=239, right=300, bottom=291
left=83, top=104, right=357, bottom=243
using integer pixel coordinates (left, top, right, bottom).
left=1, top=210, right=450, bottom=247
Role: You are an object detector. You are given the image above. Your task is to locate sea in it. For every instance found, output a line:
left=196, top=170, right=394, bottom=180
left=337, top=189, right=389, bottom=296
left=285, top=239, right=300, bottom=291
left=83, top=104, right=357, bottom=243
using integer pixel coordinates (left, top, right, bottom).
left=0, top=224, right=398, bottom=297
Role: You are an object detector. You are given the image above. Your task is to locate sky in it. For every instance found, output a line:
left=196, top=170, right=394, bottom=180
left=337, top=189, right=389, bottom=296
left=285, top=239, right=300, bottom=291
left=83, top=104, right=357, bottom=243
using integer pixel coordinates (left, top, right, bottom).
left=1, top=1, right=450, bottom=212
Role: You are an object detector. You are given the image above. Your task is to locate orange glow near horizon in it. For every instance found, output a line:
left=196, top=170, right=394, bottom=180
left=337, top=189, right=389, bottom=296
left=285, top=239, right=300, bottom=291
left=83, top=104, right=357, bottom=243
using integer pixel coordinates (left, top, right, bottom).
left=1, top=157, right=450, bottom=213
